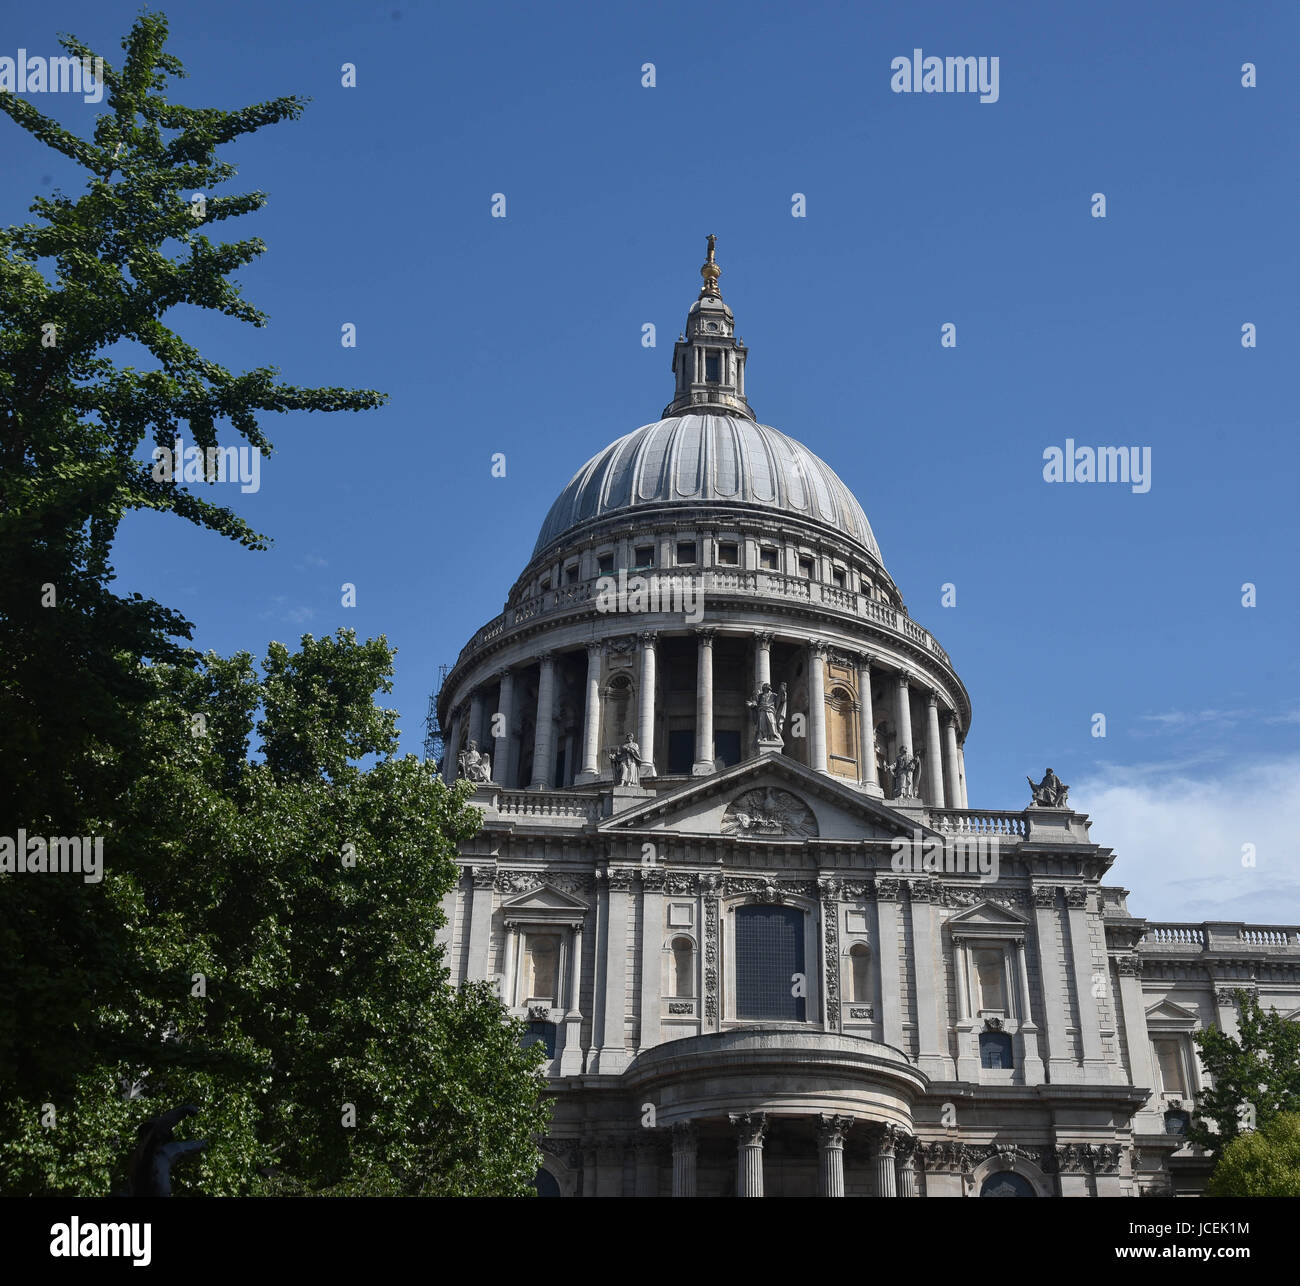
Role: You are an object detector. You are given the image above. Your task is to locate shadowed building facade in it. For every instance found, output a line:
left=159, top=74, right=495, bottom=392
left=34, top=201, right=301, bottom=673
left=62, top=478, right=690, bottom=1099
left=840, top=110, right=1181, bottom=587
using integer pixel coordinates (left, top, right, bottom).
left=435, top=242, right=1300, bottom=1197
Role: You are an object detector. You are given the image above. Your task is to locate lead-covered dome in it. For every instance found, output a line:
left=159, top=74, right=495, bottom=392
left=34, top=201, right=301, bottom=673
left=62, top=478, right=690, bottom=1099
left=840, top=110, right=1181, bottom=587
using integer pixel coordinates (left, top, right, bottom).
left=533, top=413, right=882, bottom=562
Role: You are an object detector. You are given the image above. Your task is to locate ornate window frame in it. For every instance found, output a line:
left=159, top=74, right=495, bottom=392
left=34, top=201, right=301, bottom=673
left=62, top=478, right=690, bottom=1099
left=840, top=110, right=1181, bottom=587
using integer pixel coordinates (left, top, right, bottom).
left=721, top=893, right=820, bottom=1028
left=1144, top=1000, right=1203, bottom=1105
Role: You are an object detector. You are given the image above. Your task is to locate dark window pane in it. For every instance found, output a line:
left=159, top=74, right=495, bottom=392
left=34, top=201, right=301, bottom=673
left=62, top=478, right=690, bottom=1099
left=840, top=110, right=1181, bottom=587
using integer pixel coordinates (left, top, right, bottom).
left=979, top=1031, right=1014, bottom=1069
left=715, top=729, right=741, bottom=767
left=736, top=906, right=805, bottom=1021
left=979, top=1171, right=1035, bottom=1198
left=705, top=353, right=720, bottom=382
left=522, top=1021, right=556, bottom=1058
left=533, top=1168, right=560, bottom=1197
left=667, top=729, right=694, bottom=774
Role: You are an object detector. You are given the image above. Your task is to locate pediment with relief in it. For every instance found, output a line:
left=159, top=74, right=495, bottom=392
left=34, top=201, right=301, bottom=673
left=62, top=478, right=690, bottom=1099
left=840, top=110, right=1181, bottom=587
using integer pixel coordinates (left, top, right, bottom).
left=501, top=883, right=589, bottom=925
left=946, top=901, right=1029, bottom=935
left=597, top=755, right=926, bottom=842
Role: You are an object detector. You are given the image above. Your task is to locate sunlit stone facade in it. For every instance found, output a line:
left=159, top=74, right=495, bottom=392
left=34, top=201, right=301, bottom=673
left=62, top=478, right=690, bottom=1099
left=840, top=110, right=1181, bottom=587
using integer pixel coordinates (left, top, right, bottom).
left=435, top=244, right=1300, bottom=1197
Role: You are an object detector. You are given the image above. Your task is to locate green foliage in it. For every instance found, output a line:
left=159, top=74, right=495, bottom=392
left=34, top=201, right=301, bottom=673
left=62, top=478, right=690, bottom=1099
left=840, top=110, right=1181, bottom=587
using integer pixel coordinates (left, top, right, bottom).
left=1188, top=989, right=1300, bottom=1156
left=0, top=15, right=547, bottom=1197
left=0, top=631, right=550, bottom=1195
left=1205, top=1112, right=1300, bottom=1197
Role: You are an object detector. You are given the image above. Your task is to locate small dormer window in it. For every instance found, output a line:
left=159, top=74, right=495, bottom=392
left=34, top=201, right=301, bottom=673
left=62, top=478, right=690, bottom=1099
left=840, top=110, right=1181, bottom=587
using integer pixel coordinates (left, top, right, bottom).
left=832, top=567, right=847, bottom=589
left=717, top=542, right=739, bottom=566
left=798, top=555, right=815, bottom=578
left=705, top=352, right=720, bottom=383
left=633, top=545, right=655, bottom=569
left=760, top=547, right=779, bottom=570
left=676, top=541, right=697, bottom=566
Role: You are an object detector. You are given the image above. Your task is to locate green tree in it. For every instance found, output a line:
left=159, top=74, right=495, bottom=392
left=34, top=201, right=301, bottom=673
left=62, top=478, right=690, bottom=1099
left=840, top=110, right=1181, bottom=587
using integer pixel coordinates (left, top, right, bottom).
left=1188, top=989, right=1300, bottom=1156
left=0, top=631, right=550, bottom=1196
left=1205, top=1112, right=1300, bottom=1197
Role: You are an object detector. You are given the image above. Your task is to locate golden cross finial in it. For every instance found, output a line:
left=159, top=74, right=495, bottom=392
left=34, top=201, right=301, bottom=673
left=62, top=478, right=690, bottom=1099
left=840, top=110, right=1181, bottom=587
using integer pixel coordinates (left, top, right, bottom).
left=700, top=233, right=721, bottom=297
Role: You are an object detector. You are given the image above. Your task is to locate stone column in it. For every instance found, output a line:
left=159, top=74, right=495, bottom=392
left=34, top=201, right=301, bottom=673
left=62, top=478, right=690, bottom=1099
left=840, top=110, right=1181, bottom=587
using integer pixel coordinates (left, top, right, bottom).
left=638, top=868, right=664, bottom=1051
left=637, top=631, right=657, bottom=777
left=873, top=1126, right=898, bottom=1197
left=808, top=640, right=828, bottom=772
left=754, top=631, right=773, bottom=689
left=953, top=936, right=978, bottom=1079
left=909, top=887, right=947, bottom=1077
left=559, top=920, right=585, bottom=1076
left=894, top=674, right=914, bottom=773
left=1115, top=957, right=1154, bottom=1103
left=895, top=1136, right=918, bottom=1197
left=529, top=652, right=557, bottom=789
left=468, top=689, right=486, bottom=751
left=493, top=669, right=514, bottom=789
left=1032, top=886, right=1074, bottom=1081
left=443, top=707, right=464, bottom=785
left=957, top=744, right=969, bottom=807
left=502, top=923, right=520, bottom=1006
left=875, top=882, right=903, bottom=1050
left=856, top=653, right=881, bottom=795
left=671, top=1122, right=698, bottom=1197
left=1015, top=937, right=1045, bottom=1083
left=924, top=691, right=945, bottom=806
left=593, top=867, right=631, bottom=1074
left=466, top=865, right=496, bottom=980
left=692, top=628, right=716, bottom=775
left=1213, top=985, right=1247, bottom=1041
left=730, top=1113, right=767, bottom=1197
left=578, top=642, right=602, bottom=782
left=942, top=714, right=962, bottom=810
left=1064, top=887, right=1107, bottom=1075
left=815, top=1114, right=852, bottom=1197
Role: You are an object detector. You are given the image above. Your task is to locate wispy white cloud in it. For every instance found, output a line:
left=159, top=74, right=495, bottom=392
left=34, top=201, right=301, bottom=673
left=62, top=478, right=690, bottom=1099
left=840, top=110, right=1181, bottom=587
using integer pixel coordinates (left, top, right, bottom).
left=259, top=596, right=316, bottom=626
left=1073, top=755, right=1300, bottom=924
left=1132, top=707, right=1300, bottom=736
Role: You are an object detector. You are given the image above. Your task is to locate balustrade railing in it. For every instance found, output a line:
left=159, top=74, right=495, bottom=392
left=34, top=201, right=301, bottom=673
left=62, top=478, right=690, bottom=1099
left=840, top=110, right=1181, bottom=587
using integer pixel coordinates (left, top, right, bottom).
left=927, top=808, right=1027, bottom=837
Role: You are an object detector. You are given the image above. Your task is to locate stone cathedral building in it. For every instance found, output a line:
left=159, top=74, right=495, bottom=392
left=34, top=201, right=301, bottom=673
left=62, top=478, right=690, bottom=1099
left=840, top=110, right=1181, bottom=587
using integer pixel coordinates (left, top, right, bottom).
left=434, top=241, right=1300, bottom=1198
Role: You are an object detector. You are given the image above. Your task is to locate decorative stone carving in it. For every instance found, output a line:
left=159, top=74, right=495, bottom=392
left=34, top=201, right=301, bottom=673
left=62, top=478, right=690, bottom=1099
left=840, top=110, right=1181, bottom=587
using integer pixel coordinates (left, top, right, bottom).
left=1054, top=1143, right=1124, bottom=1174
left=527, top=1004, right=549, bottom=1020
left=457, top=739, right=493, bottom=783
left=747, top=681, right=789, bottom=751
left=823, top=891, right=841, bottom=1031
left=608, top=732, right=643, bottom=786
left=724, top=876, right=817, bottom=900
left=496, top=870, right=595, bottom=895
left=1116, top=955, right=1143, bottom=977
left=1027, top=767, right=1069, bottom=808
left=848, top=1005, right=874, bottom=1019
left=889, top=746, right=920, bottom=799
left=1032, top=885, right=1058, bottom=908
left=640, top=866, right=666, bottom=892
left=664, top=873, right=697, bottom=894
left=983, top=1016, right=1003, bottom=1032
left=471, top=865, right=496, bottom=889
left=720, top=787, right=818, bottom=839
left=1215, top=986, right=1256, bottom=1005
left=704, top=896, right=719, bottom=1023
left=1064, top=887, right=1088, bottom=909
left=814, top=1114, right=853, bottom=1148
left=540, top=1136, right=582, bottom=1172
left=729, top=1113, right=768, bottom=1145
left=876, top=877, right=900, bottom=902
left=908, top=879, right=938, bottom=903
left=668, top=1001, right=694, bottom=1015
left=606, top=867, right=634, bottom=892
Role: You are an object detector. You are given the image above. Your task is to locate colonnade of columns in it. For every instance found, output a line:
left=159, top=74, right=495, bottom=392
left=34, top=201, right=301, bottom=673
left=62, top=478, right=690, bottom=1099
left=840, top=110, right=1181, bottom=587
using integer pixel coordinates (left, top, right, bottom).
left=445, top=630, right=969, bottom=808
left=666, top=1116, right=918, bottom=1197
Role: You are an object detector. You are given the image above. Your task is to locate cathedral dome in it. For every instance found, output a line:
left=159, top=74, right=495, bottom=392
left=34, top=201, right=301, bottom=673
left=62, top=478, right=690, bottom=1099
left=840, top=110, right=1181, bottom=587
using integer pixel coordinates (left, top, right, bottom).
left=532, top=414, right=882, bottom=563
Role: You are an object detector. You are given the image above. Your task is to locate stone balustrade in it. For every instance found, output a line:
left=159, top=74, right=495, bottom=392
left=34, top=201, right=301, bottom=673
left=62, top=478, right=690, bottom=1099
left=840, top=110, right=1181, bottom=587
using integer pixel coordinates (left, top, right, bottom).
left=925, top=808, right=1027, bottom=837
left=1139, top=922, right=1300, bottom=954
left=455, top=568, right=954, bottom=674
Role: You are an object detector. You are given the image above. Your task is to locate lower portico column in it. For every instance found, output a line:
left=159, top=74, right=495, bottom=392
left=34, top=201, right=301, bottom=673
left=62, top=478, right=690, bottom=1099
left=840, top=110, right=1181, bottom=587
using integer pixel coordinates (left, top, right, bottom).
left=692, top=628, right=716, bottom=775
left=924, top=690, right=945, bottom=806
left=730, top=1113, right=767, bottom=1197
left=873, top=1125, right=898, bottom=1197
left=493, top=668, right=515, bottom=788
left=815, top=1114, right=852, bottom=1197
left=895, top=1135, right=918, bottom=1197
left=671, top=1122, right=698, bottom=1197
left=942, top=713, right=962, bottom=811
left=894, top=674, right=914, bottom=786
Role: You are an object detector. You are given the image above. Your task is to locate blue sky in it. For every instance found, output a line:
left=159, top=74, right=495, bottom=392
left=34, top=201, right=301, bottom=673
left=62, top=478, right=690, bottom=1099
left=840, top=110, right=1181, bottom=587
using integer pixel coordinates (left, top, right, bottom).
left=4, top=1, right=1297, bottom=920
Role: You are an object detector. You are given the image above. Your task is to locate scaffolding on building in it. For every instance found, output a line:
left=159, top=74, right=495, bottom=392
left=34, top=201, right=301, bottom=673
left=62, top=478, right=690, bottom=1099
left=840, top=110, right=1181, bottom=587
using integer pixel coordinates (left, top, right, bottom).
left=425, top=663, right=451, bottom=770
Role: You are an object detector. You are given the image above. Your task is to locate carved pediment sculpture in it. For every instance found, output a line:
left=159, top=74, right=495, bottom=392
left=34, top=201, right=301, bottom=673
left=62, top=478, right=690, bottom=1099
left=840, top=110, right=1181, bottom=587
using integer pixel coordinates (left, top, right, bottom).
left=720, top=787, right=818, bottom=839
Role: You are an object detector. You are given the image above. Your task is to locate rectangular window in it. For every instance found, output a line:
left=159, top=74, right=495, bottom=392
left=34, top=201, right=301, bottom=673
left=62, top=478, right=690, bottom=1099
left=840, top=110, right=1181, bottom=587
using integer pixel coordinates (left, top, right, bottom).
left=597, top=553, right=614, bottom=576
left=705, top=352, right=720, bottom=383
left=715, top=729, right=741, bottom=767
left=562, top=562, right=578, bottom=586
left=633, top=545, right=655, bottom=569
left=667, top=729, right=694, bottom=775
left=972, top=947, right=1006, bottom=1012
left=676, top=541, right=697, bottom=565
left=736, top=905, right=805, bottom=1021
left=760, top=547, right=779, bottom=570
left=538, top=577, right=550, bottom=592
left=1154, top=1038, right=1186, bottom=1095
left=717, top=542, right=739, bottom=566
left=798, top=555, right=815, bottom=578
left=832, top=567, right=847, bottom=589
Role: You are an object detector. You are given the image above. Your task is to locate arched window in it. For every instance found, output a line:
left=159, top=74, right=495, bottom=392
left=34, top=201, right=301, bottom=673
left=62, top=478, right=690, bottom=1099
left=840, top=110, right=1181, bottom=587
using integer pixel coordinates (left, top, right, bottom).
left=979, top=1170, right=1035, bottom=1197
left=602, top=673, right=635, bottom=755
left=735, top=905, right=805, bottom=1022
left=979, top=1030, right=1014, bottom=1069
left=670, top=937, right=695, bottom=998
left=532, top=1168, right=560, bottom=1197
left=826, top=686, right=857, bottom=778
left=849, top=943, right=871, bottom=1002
